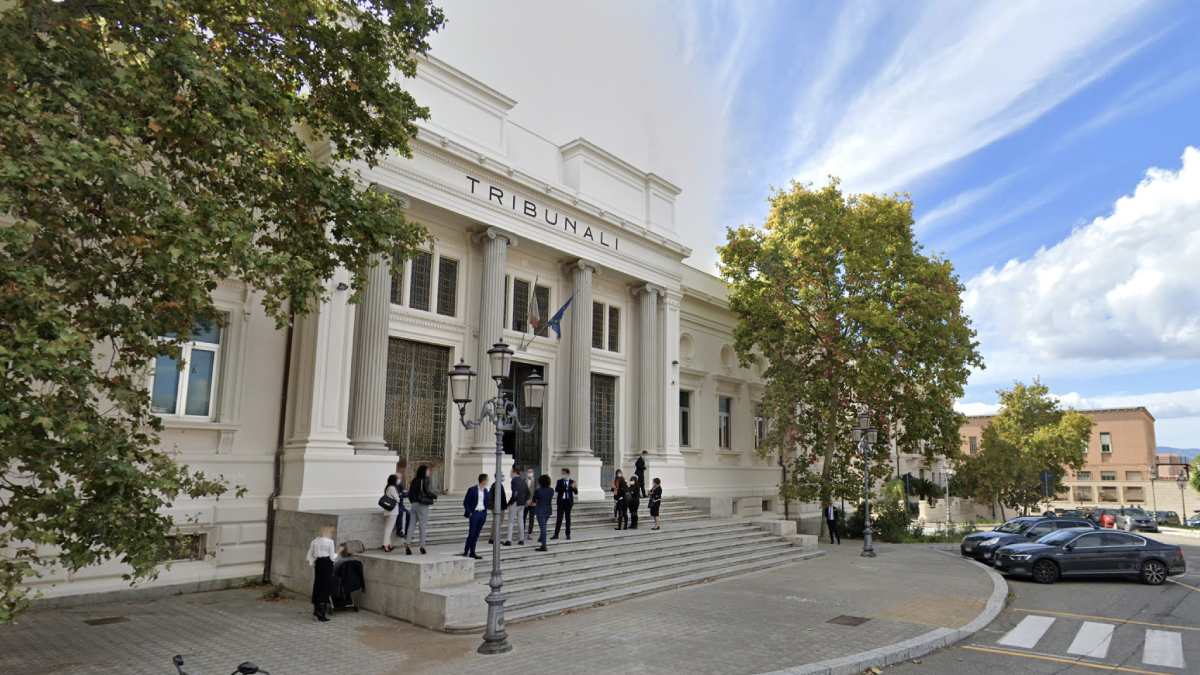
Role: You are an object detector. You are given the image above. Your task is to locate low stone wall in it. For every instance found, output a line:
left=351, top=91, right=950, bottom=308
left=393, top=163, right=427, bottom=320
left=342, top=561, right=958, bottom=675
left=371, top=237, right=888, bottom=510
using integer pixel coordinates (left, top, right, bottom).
left=270, top=508, right=486, bottom=632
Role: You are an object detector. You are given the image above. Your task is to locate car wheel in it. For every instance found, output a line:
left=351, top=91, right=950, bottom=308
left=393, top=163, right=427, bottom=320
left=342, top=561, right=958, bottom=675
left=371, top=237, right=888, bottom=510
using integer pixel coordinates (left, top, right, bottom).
left=1141, top=560, right=1167, bottom=586
left=1032, top=559, right=1059, bottom=584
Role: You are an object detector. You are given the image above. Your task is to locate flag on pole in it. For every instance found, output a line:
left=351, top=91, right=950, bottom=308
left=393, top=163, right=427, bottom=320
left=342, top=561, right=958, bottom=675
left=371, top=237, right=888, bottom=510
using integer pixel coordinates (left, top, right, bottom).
left=527, top=277, right=543, bottom=337
left=545, top=294, right=574, bottom=339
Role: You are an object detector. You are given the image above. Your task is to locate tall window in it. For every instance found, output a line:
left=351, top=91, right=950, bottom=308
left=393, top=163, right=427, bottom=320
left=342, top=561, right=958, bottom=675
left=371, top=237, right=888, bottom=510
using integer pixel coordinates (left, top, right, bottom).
left=389, top=259, right=405, bottom=305
left=968, top=436, right=978, bottom=454
left=679, top=390, right=691, bottom=447
left=408, top=251, right=432, bottom=312
left=753, top=403, right=765, bottom=449
left=1099, top=432, right=1113, bottom=454
left=718, top=396, right=732, bottom=449
left=510, top=278, right=549, bottom=334
left=591, top=301, right=620, bottom=352
left=1100, top=471, right=1116, bottom=481
left=436, top=256, right=458, bottom=317
left=151, top=321, right=222, bottom=419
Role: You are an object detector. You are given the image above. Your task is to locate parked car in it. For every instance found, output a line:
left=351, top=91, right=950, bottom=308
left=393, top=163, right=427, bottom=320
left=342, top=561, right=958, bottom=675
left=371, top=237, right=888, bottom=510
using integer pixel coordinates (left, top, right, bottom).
left=1114, top=508, right=1159, bottom=533
left=1087, top=507, right=1122, bottom=528
left=1154, top=511, right=1181, bottom=526
left=960, top=516, right=1096, bottom=564
left=1186, top=514, right=1200, bottom=528
left=1055, top=508, right=1086, bottom=519
left=995, top=528, right=1186, bottom=585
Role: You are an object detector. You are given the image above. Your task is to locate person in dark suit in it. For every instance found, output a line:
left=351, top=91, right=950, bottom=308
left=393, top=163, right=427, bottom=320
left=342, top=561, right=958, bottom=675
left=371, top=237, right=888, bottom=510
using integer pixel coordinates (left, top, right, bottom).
left=503, top=465, right=530, bottom=546
left=522, top=467, right=536, bottom=539
left=635, top=451, right=648, bottom=497
left=611, top=470, right=626, bottom=523
left=461, top=473, right=491, bottom=559
left=825, top=503, right=840, bottom=544
left=626, top=476, right=641, bottom=529
left=649, top=477, right=663, bottom=530
left=552, top=468, right=578, bottom=540
left=531, top=474, right=555, bottom=552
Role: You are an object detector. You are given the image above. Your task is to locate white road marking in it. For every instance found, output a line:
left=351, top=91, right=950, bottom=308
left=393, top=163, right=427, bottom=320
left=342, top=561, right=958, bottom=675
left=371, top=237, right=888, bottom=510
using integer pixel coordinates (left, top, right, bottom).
left=1143, top=629, right=1185, bottom=669
left=1066, top=621, right=1114, bottom=659
left=998, top=615, right=1056, bottom=649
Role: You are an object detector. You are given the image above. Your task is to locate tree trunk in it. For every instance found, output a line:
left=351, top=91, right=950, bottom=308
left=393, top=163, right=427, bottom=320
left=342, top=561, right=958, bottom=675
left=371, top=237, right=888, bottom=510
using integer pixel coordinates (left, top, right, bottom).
left=818, top=404, right=838, bottom=541
left=780, top=456, right=790, bottom=520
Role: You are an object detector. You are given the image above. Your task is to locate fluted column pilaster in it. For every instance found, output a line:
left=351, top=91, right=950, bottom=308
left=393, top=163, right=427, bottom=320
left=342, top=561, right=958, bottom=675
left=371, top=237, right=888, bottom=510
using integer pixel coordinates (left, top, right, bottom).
left=470, top=228, right=513, bottom=453
left=565, top=260, right=597, bottom=456
left=348, top=255, right=391, bottom=454
left=636, top=285, right=659, bottom=454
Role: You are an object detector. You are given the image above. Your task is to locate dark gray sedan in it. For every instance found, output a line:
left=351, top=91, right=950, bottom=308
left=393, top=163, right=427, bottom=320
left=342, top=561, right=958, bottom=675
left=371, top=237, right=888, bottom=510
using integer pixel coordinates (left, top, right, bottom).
left=994, top=528, right=1186, bottom=585
left=960, top=516, right=1095, bottom=564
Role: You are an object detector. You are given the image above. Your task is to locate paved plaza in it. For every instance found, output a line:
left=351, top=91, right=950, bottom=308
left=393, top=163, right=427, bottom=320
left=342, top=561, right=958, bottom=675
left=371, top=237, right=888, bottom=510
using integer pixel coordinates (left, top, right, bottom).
left=0, top=542, right=995, bottom=675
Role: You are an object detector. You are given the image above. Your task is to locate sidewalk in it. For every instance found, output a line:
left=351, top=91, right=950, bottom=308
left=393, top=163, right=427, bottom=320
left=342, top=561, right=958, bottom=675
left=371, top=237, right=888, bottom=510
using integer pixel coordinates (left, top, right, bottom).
left=0, top=542, right=1001, bottom=675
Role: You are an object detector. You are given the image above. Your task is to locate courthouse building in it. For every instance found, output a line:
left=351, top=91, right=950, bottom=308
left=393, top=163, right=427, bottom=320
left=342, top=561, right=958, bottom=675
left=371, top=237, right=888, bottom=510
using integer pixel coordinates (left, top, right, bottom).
left=28, top=57, right=779, bottom=602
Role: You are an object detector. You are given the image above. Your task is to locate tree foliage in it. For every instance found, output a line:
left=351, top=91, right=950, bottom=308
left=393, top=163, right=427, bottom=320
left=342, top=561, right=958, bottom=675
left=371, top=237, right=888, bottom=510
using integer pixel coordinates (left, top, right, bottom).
left=719, top=180, right=983, bottom=523
left=0, top=0, right=443, bottom=620
left=954, top=381, right=1093, bottom=515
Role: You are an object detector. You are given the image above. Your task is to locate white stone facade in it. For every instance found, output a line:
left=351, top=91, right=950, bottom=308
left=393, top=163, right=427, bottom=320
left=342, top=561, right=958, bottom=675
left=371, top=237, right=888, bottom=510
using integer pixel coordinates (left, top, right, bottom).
left=25, top=56, right=774, bottom=602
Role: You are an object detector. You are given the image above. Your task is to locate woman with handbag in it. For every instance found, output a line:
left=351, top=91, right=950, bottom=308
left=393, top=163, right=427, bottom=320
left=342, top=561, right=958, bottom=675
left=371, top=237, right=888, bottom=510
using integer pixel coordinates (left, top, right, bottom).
left=407, top=464, right=437, bottom=554
left=380, top=474, right=401, bottom=553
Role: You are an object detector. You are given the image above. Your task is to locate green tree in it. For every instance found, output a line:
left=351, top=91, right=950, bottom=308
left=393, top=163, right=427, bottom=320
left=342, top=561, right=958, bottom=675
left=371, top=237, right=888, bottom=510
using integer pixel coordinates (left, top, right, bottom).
left=954, top=381, right=1093, bottom=516
left=719, top=180, right=983, bottom=535
left=0, top=0, right=443, bottom=620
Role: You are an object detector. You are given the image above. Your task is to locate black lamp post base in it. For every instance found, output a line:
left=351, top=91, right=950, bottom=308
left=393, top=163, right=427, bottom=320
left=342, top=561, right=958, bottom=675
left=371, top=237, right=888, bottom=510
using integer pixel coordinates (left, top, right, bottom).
left=478, top=633, right=513, bottom=655
left=860, top=549, right=877, bottom=558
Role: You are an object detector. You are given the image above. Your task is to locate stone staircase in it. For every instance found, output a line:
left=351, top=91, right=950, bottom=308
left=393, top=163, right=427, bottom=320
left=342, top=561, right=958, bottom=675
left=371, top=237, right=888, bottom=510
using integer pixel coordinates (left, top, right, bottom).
left=441, top=498, right=822, bottom=625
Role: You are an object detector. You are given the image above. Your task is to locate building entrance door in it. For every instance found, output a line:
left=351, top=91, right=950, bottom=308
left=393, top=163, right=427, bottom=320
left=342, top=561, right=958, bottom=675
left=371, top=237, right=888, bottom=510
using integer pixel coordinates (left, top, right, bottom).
left=591, top=373, right=616, bottom=488
left=384, top=338, right=449, bottom=492
left=501, top=362, right=544, bottom=478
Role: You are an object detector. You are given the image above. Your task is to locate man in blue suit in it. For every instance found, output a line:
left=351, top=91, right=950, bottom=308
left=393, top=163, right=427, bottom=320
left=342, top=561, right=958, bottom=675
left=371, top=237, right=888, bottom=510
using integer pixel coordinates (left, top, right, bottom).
left=462, top=473, right=500, bottom=560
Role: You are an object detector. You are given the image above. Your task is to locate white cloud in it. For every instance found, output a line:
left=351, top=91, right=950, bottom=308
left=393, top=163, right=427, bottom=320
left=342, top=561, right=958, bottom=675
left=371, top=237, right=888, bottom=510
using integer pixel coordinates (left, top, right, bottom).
left=424, top=0, right=727, bottom=265
left=965, top=147, right=1200, bottom=370
left=790, top=1, right=1155, bottom=193
left=957, top=389, right=1200, bottom=421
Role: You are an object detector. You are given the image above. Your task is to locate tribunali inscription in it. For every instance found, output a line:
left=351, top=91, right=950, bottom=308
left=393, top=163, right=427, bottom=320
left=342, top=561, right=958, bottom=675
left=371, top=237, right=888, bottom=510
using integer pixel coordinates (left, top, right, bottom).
left=466, top=174, right=619, bottom=251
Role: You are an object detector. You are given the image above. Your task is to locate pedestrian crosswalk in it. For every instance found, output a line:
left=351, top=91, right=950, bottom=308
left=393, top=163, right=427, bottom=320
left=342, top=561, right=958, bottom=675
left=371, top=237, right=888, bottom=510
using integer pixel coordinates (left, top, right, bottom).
left=994, top=614, right=1188, bottom=670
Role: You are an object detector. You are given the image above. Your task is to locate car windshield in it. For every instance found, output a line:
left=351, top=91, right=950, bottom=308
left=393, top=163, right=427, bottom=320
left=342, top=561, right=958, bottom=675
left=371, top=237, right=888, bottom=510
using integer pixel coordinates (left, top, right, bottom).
left=1037, top=529, right=1084, bottom=545
left=995, top=519, right=1034, bottom=534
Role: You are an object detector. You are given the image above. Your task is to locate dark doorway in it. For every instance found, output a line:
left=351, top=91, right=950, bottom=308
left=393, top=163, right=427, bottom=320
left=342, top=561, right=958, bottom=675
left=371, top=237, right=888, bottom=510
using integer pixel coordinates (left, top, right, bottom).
left=501, top=362, right=544, bottom=478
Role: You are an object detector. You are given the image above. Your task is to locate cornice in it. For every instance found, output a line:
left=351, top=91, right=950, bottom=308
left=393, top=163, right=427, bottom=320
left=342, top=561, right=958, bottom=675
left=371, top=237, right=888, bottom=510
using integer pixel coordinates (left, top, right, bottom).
left=408, top=130, right=692, bottom=258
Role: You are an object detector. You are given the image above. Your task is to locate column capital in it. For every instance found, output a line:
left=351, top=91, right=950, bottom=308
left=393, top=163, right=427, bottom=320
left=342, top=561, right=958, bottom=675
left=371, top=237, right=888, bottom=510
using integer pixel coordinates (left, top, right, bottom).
left=662, top=288, right=683, bottom=307
left=630, top=283, right=664, bottom=299
left=472, top=226, right=517, bottom=247
left=563, top=258, right=598, bottom=276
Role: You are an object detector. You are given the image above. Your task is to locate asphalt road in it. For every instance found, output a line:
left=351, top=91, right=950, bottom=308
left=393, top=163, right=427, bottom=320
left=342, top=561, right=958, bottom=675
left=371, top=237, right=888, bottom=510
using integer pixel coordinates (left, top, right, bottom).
left=889, top=532, right=1200, bottom=674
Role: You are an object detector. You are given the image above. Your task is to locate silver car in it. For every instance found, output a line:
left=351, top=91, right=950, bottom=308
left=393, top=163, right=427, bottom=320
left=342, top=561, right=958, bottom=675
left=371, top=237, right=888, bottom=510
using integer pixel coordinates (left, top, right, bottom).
left=1116, top=508, right=1159, bottom=533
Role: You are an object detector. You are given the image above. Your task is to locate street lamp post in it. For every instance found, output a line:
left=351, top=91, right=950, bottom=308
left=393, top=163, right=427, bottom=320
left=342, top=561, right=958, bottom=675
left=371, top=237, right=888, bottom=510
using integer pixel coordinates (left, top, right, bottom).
left=945, top=468, right=955, bottom=528
left=1178, top=472, right=1189, bottom=524
left=852, top=412, right=878, bottom=558
left=448, top=341, right=547, bottom=656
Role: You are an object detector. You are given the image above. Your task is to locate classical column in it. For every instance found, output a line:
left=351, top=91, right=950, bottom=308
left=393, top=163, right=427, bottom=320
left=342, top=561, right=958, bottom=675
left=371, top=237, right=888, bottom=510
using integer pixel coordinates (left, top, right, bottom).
left=635, top=285, right=659, bottom=454
left=565, top=260, right=596, bottom=456
left=660, top=289, right=683, bottom=457
left=279, top=268, right=397, bottom=510
left=470, top=228, right=513, bottom=453
left=348, top=254, right=391, bottom=455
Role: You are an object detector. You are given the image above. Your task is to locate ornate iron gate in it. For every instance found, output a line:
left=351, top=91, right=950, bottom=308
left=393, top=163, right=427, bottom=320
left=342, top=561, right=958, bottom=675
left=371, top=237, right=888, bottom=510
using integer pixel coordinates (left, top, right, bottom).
left=384, top=338, right=449, bottom=491
left=591, top=373, right=616, bottom=487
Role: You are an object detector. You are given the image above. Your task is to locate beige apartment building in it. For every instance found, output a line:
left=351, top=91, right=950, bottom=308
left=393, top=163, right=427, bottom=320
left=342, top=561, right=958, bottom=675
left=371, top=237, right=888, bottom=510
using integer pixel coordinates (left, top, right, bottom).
left=959, top=407, right=1198, bottom=516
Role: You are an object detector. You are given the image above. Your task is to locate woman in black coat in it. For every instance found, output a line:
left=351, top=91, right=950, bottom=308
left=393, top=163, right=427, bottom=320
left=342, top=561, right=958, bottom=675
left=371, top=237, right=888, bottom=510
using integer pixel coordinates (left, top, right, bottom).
left=611, top=470, right=626, bottom=523
left=649, top=477, right=663, bottom=530
left=613, top=474, right=629, bottom=530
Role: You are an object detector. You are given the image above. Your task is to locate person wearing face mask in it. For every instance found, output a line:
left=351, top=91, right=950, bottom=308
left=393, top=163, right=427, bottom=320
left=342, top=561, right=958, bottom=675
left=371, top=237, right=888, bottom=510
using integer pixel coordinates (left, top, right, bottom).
left=552, top=467, right=577, bottom=540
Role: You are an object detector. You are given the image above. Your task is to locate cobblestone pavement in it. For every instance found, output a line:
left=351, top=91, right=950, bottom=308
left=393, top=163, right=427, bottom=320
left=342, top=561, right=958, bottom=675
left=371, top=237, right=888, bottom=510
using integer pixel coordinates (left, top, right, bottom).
left=0, top=543, right=992, bottom=675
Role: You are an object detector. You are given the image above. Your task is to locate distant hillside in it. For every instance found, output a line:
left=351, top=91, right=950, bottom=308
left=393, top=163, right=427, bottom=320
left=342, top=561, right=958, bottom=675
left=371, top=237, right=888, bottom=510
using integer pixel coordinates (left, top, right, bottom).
left=1157, top=446, right=1200, bottom=461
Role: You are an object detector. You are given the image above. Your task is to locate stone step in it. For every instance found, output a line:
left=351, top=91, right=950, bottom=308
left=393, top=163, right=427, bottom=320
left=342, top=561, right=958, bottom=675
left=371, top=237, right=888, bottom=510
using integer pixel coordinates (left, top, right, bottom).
left=417, top=504, right=697, bottom=527
left=495, top=548, right=825, bottom=626
left=483, top=527, right=776, bottom=578
left=468, top=519, right=756, bottom=561
left=402, top=513, right=713, bottom=545
left=503, top=538, right=796, bottom=596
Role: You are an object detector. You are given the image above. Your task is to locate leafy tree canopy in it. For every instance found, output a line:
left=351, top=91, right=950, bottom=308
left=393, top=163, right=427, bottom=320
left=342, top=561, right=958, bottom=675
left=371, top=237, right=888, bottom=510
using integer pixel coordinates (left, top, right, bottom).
left=954, top=381, right=1093, bottom=515
left=719, top=179, right=982, bottom=518
left=0, top=0, right=443, bottom=620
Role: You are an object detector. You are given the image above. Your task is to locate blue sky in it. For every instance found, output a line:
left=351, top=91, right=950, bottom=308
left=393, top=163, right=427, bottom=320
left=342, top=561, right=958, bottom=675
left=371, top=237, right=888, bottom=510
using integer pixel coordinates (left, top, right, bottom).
left=429, top=1, right=1200, bottom=447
